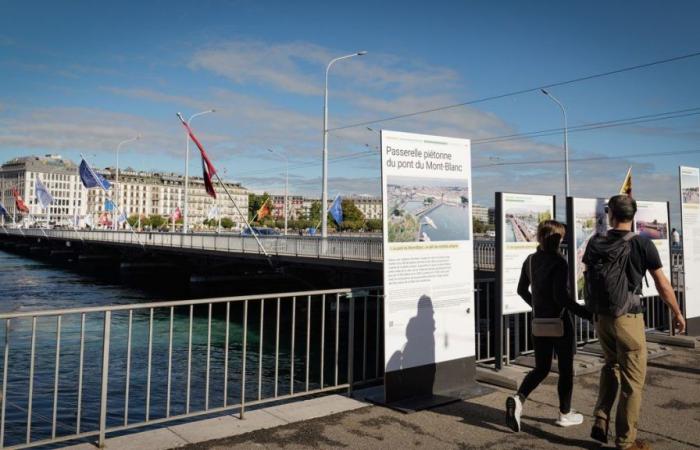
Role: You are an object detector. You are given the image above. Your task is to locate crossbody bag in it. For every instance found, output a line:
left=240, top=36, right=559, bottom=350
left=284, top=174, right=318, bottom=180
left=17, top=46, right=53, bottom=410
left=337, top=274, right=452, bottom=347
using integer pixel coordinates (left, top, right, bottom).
left=528, top=255, right=565, bottom=338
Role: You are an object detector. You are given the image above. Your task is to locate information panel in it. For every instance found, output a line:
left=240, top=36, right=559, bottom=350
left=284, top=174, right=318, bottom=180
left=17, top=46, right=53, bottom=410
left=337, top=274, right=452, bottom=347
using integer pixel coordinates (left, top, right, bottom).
left=567, top=197, right=609, bottom=304
left=635, top=200, right=672, bottom=298
left=680, top=166, right=700, bottom=332
left=381, top=130, right=475, bottom=405
left=497, top=192, right=555, bottom=314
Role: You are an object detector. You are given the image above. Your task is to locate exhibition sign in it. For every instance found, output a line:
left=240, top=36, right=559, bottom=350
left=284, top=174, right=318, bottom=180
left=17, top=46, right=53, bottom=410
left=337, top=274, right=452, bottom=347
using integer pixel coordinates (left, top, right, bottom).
left=635, top=200, right=672, bottom=298
left=566, top=197, right=609, bottom=304
left=680, top=166, right=700, bottom=333
left=496, top=192, right=555, bottom=314
left=381, top=130, right=476, bottom=406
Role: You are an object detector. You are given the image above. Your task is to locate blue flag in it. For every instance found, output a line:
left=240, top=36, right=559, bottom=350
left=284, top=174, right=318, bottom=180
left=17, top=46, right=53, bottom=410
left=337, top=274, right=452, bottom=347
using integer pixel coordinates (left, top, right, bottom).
left=104, top=199, right=115, bottom=212
left=117, top=212, right=127, bottom=224
left=0, top=202, right=8, bottom=218
left=329, top=195, right=343, bottom=224
left=35, top=176, right=54, bottom=209
left=79, top=159, right=111, bottom=190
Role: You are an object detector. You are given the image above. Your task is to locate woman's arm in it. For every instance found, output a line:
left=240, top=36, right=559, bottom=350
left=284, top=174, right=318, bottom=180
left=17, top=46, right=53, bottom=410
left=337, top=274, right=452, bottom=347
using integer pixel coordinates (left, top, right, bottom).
left=517, top=257, right=532, bottom=305
left=553, top=262, right=592, bottom=321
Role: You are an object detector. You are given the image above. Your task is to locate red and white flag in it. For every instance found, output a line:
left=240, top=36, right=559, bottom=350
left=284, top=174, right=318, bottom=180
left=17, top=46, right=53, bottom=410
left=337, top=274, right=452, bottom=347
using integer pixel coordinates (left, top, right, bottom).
left=171, top=207, right=182, bottom=221
left=177, top=113, right=217, bottom=199
left=12, top=187, right=29, bottom=214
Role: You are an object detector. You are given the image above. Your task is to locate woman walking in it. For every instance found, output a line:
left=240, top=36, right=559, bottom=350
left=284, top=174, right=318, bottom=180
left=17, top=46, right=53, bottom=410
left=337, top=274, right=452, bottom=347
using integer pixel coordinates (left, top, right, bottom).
left=505, top=220, right=593, bottom=432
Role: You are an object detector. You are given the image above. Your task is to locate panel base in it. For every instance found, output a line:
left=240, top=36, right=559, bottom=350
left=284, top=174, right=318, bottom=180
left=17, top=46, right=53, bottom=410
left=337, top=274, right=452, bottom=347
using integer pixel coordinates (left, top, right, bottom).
left=686, top=316, right=700, bottom=336
left=366, top=356, right=490, bottom=413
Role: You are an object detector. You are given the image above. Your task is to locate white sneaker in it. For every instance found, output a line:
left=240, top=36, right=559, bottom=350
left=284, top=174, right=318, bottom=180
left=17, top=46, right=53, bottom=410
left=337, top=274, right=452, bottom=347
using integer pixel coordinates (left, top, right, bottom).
left=556, top=410, right=584, bottom=427
left=505, top=395, right=522, bottom=432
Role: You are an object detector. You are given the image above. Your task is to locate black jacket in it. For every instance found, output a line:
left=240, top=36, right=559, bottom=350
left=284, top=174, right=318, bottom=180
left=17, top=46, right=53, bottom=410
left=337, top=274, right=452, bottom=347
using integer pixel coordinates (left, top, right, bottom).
left=517, top=249, right=593, bottom=330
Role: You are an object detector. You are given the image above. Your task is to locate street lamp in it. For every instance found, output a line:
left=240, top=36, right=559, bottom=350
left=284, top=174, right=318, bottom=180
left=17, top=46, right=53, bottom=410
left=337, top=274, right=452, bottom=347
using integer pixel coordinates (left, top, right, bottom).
left=183, top=109, right=215, bottom=233
left=115, top=135, right=140, bottom=230
left=267, top=148, right=289, bottom=235
left=322, top=50, right=367, bottom=238
left=540, top=89, right=570, bottom=197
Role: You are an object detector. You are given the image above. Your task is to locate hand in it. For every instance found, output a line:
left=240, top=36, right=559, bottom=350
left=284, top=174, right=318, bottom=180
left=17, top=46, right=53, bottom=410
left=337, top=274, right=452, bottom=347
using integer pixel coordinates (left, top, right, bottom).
left=673, top=311, right=686, bottom=334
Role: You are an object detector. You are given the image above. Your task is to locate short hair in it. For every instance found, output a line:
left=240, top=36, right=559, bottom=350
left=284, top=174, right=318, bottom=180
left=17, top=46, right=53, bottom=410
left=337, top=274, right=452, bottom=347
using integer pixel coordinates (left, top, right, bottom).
left=608, top=195, right=637, bottom=223
left=537, top=220, right=566, bottom=253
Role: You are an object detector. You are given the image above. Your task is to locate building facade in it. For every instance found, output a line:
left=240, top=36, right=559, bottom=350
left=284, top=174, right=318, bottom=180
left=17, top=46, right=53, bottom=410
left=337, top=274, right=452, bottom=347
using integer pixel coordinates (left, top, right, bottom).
left=0, top=155, right=87, bottom=226
left=472, top=204, right=490, bottom=224
left=348, top=196, right=382, bottom=220
left=89, top=168, right=248, bottom=229
left=270, top=195, right=304, bottom=220
left=0, top=155, right=248, bottom=230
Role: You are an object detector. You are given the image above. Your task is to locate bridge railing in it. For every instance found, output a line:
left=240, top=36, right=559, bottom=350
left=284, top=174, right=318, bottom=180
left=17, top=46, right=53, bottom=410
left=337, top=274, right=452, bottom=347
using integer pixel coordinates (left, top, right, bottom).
left=0, top=287, right=382, bottom=449
left=4, top=229, right=384, bottom=263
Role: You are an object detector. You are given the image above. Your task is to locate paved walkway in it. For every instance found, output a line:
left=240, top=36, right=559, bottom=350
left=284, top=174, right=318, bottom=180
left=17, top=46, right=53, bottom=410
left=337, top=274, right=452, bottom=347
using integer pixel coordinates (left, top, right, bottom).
left=180, top=346, right=700, bottom=450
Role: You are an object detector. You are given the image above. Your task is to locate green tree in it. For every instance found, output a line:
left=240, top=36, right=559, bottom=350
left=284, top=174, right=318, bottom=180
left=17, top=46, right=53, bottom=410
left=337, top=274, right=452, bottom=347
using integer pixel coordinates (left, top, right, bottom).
left=309, top=201, right=322, bottom=222
left=220, top=217, right=234, bottom=229
left=127, top=214, right=140, bottom=228
left=148, top=214, right=166, bottom=229
left=473, top=218, right=487, bottom=234
left=335, top=199, right=365, bottom=231
left=365, top=219, right=383, bottom=232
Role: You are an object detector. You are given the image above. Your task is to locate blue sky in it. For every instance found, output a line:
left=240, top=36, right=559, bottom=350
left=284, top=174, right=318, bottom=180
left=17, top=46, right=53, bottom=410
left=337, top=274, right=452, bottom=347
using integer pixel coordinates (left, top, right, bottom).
left=1, top=0, right=699, bottom=224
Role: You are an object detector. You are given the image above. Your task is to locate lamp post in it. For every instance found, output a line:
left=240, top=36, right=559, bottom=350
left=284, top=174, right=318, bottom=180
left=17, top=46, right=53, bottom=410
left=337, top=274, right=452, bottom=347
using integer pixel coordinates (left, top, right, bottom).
left=183, top=109, right=215, bottom=233
left=541, top=89, right=570, bottom=197
left=322, top=50, right=367, bottom=238
left=114, top=135, right=140, bottom=230
left=267, top=148, right=289, bottom=235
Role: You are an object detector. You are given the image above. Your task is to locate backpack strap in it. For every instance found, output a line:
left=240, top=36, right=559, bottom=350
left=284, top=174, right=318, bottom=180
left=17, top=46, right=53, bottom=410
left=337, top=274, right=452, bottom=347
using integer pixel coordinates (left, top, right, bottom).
left=528, top=254, right=535, bottom=317
left=622, top=231, right=636, bottom=242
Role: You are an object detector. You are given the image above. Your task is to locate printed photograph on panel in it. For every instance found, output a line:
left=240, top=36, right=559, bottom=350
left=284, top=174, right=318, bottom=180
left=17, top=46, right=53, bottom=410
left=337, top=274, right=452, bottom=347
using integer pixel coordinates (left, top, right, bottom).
left=635, top=204, right=669, bottom=240
left=387, top=175, right=470, bottom=243
left=681, top=172, right=700, bottom=205
left=575, top=199, right=608, bottom=299
left=504, top=202, right=552, bottom=243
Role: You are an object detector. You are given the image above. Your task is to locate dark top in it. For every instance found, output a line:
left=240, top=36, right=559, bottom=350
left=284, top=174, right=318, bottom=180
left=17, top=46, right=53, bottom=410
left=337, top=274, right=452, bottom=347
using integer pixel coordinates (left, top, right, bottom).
left=517, top=249, right=593, bottom=327
left=605, top=230, right=663, bottom=294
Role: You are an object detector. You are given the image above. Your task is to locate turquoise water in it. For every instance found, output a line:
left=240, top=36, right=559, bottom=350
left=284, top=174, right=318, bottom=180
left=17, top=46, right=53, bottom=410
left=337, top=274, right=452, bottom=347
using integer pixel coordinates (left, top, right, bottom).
left=0, top=251, right=317, bottom=447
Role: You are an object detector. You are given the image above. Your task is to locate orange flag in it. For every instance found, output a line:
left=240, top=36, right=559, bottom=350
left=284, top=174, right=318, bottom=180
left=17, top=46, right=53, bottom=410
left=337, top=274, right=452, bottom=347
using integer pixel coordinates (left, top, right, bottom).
left=257, top=198, right=271, bottom=220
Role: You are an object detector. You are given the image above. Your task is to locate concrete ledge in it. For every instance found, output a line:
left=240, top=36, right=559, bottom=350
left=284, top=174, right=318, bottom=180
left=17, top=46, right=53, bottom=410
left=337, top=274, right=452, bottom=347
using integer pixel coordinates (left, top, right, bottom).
left=475, top=365, right=529, bottom=390
left=63, top=394, right=369, bottom=450
left=581, top=341, right=673, bottom=360
left=646, top=331, right=698, bottom=348
left=513, top=352, right=605, bottom=376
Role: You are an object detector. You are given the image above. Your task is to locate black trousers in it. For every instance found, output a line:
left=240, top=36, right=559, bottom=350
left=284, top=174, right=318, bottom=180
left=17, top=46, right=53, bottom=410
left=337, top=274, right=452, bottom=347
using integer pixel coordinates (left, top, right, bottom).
left=517, top=331, right=575, bottom=414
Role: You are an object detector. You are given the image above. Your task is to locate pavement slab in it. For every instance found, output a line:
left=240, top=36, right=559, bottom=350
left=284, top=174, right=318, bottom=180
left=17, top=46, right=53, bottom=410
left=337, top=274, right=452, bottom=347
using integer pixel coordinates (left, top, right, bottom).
left=179, top=346, right=700, bottom=450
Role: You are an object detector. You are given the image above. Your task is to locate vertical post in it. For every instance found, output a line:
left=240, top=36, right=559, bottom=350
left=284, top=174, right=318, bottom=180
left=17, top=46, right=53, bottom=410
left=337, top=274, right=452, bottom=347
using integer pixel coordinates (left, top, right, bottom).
left=274, top=298, right=280, bottom=397
left=290, top=297, right=296, bottom=394
left=1, top=319, right=10, bottom=448
left=98, top=311, right=111, bottom=448
left=240, top=300, right=248, bottom=419
left=494, top=193, right=504, bottom=370
left=26, top=317, right=36, bottom=445
left=51, top=316, right=62, bottom=439
left=205, top=304, right=212, bottom=410
left=334, top=293, right=340, bottom=386
left=224, top=302, right=230, bottom=407
left=166, top=307, right=174, bottom=417
left=347, top=295, right=355, bottom=395
left=123, top=310, right=132, bottom=426
left=145, top=308, right=153, bottom=421
left=306, top=296, right=311, bottom=392
left=258, top=299, right=264, bottom=401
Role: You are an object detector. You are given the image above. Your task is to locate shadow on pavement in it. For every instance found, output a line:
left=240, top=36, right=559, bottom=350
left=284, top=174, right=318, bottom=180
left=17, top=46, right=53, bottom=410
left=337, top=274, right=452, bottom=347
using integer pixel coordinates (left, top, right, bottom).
left=436, top=400, right=602, bottom=450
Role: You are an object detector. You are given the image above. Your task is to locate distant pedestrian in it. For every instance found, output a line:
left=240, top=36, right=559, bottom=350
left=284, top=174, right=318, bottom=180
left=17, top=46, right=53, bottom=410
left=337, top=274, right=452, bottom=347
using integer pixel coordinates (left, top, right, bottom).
left=672, top=228, right=680, bottom=248
left=583, top=195, right=685, bottom=450
left=506, top=220, right=592, bottom=433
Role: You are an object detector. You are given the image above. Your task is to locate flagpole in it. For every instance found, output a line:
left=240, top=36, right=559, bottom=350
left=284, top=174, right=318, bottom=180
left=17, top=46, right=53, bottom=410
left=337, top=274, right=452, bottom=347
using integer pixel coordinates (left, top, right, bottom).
left=212, top=172, right=271, bottom=260
left=80, top=154, right=144, bottom=248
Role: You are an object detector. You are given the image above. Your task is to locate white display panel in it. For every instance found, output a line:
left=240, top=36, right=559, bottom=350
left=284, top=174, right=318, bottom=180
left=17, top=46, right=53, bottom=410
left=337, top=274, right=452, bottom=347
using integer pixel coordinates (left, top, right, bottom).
left=680, top=166, right=700, bottom=319
left=498, top=193, right=555, bottom=314
left=635, top=200, right=672, bottom=298
left=570, top=198, right=609, bottom=304
left=381, top=130, right=475, bottom=372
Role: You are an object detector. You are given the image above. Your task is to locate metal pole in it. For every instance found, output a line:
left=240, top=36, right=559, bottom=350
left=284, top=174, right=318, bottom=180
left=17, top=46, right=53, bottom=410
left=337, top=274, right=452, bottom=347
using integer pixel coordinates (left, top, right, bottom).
left=183, top=110, right=215, bottom=233
left=98, top=311, right=111, bottom=448
left=541, top=89, right=570, bottom=197
left=322, top=51, right=366, bottom=238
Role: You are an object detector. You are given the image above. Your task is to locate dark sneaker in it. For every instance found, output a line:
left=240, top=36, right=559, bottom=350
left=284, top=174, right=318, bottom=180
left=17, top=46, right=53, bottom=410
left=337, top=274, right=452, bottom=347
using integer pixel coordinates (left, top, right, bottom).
left=590, top=417, right=608, bottom=444
left=505, top=395, right=522, bottom=432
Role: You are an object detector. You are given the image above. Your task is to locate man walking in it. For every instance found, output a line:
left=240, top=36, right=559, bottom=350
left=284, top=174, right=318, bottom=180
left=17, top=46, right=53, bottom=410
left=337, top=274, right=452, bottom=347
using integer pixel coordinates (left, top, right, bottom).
left=583, top=195, right=685, bottom=450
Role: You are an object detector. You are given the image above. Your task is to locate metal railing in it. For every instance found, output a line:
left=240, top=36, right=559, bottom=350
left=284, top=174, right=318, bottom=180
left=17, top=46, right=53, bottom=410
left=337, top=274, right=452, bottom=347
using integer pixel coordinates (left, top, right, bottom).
left=2, top=229, right=384, bottom=263
left=0, top=287, right=382, bottom=449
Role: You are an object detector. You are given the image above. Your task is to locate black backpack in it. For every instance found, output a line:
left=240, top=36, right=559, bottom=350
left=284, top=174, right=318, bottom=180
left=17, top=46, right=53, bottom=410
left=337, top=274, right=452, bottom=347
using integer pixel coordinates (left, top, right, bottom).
left=583, top=232, right=639, bottom=317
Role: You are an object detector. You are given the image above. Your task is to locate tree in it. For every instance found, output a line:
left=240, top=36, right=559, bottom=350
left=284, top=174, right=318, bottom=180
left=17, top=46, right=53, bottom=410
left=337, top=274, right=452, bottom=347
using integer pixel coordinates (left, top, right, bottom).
left=148, top=214, right=166, bottom=229
left=249, top=193, right=274, bottom=222
left=220, top=217, right=234, bottom=229
left=308, top=201, right=321, bottom=222
left=365, top=219, right=382, bottom=232
left=335, top=199, right=365, bottom=231
left=473, top=218, right=488, bottom=234
left=127, top=214, right=140, bottom=228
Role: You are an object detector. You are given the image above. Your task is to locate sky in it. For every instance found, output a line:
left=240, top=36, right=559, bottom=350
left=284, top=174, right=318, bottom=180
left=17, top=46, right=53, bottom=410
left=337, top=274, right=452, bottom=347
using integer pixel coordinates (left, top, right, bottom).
left=1, top=0, right=700, bottom=226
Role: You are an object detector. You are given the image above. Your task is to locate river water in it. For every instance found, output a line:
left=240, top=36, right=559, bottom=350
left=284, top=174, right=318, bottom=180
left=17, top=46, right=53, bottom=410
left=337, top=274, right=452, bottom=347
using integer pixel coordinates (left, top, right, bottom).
left=0, top=250, right=313, bottom=447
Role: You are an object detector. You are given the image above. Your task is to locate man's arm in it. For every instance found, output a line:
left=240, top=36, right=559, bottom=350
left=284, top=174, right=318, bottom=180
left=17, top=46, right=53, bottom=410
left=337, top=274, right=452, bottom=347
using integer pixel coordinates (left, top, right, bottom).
left=650, top=268, right=686, bottom=333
